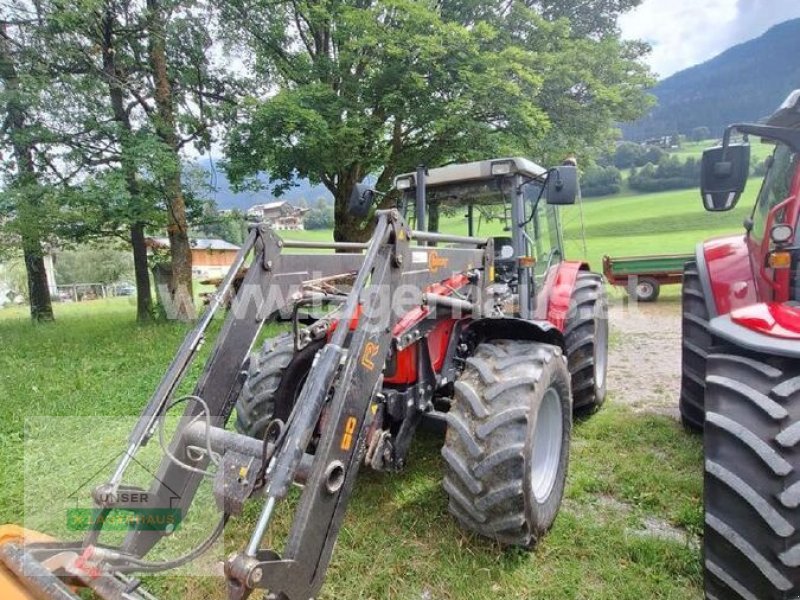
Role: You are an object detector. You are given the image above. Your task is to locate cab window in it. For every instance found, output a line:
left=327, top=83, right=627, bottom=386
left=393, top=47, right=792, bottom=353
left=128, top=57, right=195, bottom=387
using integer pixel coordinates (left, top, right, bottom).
left=529, top=198, right=562, bottom=282
left=752, top=143, right=800, bottom=240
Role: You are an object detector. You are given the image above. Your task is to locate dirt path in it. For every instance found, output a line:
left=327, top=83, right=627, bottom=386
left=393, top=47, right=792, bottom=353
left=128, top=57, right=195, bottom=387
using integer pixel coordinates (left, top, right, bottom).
left=607, top=298, right=683, bottom=419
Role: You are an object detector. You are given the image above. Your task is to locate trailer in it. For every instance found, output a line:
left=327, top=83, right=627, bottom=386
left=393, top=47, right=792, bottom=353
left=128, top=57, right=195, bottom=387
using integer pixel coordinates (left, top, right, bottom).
left=602, top=253, right=694, bottom=302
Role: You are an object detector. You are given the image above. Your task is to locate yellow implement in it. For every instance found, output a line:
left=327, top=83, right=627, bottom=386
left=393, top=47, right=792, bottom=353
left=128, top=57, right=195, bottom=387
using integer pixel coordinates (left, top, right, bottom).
left=0, top=525, right=55, bottom=600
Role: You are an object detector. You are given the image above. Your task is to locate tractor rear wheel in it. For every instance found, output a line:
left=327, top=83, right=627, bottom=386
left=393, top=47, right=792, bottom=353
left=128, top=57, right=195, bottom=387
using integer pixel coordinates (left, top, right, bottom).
left=564, top=272, right=608, bottom=414
left=235, top=333, right=323, bottom=439
left=679, top=261, right=710, bottom=432
left=442, top=340, right=571, bottom=547
left=704, top=346, right=800, bottom=599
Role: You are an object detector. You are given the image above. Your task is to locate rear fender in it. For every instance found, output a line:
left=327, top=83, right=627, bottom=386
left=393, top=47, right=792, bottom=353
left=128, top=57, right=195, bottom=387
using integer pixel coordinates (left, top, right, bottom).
left=697, top=236, right=758, bottom=316
left=541, top=260, right=590, bottom=330
left=463, top=317, right=565, bottom=351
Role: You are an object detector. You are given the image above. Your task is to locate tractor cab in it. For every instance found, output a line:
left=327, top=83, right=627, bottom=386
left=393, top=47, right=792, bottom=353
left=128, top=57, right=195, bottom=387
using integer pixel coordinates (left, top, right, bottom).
left=698, top=89, right=800, bottom=306
left=393, top=157, right=579, bottom=319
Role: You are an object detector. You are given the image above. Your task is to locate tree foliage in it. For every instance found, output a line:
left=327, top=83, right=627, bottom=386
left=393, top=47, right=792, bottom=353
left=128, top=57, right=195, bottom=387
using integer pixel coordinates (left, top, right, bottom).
left=223, top=0, right=653, bottom=241
left=55, top=247, right=134, bottom=285
left=582, top=165, right=622, bottom=197
left=2, top=0, right=240, bottom=321
left=629, top=155, right=701, bottom=193
left=610, top=141, right=666, bottom=169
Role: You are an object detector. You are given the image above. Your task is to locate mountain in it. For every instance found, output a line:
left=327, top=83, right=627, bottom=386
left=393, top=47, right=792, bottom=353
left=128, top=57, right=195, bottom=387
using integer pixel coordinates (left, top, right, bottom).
left=192, top=157, right=333, bottom=211
left=623, top=18, right=800, bottom=141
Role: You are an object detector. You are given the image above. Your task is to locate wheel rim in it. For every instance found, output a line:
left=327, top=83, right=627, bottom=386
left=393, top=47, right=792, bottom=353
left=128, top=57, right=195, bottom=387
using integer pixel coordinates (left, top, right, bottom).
left=530, top=387, right=563, bottom=503
left=636, top=281, right=654, bottom=299
left=594, top=311, right=608, bottom=392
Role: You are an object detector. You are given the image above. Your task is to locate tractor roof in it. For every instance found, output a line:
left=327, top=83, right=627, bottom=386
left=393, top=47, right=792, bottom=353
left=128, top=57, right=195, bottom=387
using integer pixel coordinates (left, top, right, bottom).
left=394, top=157, right=547, bottom=190
left=766, top=89, right=800, bottom=129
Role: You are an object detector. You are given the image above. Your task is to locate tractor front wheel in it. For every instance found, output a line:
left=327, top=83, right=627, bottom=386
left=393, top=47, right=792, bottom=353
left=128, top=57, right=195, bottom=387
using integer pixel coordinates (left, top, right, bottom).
left=442, top=340, right=571, bottom=547
left=235, top=333, right=323, bottom=439
left=704, top=345, right=800, bottom=599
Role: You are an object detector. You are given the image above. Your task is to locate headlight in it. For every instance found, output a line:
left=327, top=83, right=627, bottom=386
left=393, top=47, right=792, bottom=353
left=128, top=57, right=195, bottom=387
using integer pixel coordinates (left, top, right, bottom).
left=771, top=224, right=794, bottom=244
left=395, top=176, right=414, bottom=190
left=490, top=160, right=514, bottom=176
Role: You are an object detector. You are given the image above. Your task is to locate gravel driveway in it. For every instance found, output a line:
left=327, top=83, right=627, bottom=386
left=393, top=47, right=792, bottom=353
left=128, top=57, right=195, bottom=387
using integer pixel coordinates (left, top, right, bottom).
left=607, top=297, right=683, bottom=419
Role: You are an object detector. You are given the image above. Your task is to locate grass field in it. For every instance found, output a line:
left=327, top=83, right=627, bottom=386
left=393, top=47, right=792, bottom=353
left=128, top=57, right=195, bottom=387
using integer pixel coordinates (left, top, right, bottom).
left=0, top=162, right=752, bottom=598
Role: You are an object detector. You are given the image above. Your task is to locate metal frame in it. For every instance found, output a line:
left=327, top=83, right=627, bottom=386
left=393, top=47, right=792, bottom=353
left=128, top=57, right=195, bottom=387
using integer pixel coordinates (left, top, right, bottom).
left=1, top=211, right=495, bottom=600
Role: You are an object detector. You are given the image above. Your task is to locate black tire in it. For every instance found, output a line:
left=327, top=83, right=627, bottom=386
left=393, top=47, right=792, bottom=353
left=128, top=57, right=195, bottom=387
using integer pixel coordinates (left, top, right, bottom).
left=633, top=276, right=660, bottom=302
left=235, top=333, right=323, bottom=439
left=564, top=272, right=608, bottom=414
left=441, top=340, right=571, bottom=547
left=679, top=261, right=710, bottom=432
left=704, top=346, right=800, bottom=599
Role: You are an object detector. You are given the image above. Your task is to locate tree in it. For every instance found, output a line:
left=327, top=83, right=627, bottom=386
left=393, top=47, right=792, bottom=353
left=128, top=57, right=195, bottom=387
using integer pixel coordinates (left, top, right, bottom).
left=614, top=141, right=644, bottom=169
left=0, top=21, right=54, bottom=321
left=304, top=197, right=335, bottom=230
left=145, top=0, right=194, bottom=319
left=13, top=0, right=238, bottom=321
left=642, top=145, right=666, bottom=165
left=523, top=0, right=644, bottom=37
left=691, top=126, right=711, bottom=142
left=55, top=246, right=134, bottom=285
left=223, top=0, right=652, bottom=242
left=582, top=165, right=622, bottom=197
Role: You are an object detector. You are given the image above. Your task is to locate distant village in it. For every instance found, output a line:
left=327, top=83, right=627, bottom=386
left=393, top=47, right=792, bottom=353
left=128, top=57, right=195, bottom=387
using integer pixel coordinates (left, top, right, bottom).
left=220, top=200, right=311, bottom=231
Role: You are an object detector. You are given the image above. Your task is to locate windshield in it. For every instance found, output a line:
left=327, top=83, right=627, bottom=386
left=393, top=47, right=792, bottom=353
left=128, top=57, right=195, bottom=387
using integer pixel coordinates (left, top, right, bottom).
left=752, top=143, right=800, bottom=240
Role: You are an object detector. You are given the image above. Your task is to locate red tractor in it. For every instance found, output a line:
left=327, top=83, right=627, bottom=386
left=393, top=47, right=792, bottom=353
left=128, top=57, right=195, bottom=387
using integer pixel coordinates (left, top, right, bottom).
left=677, top=91, right=800, bottom=598
left=0, top=157, right=608, bottom=600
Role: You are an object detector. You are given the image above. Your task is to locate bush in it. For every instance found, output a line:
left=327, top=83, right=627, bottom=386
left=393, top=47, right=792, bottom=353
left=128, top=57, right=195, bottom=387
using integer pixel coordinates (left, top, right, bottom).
left=613, top=142, right=643, bottom=169
left=582, top=165, right=622, bottom=197
left=628, top=154, right=701, bottom=193
left=691, top=126, right=711, bottom=142
left=55, top=247, right=133, bottom=285
left=613, top=142, right=667, bottom=170
left=304, top=206, right=335, bottom=230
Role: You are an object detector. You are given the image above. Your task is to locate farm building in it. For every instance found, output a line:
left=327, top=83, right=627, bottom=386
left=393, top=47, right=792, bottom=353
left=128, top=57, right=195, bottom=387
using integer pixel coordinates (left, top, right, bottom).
left=247, top=201, right=309, bottom=230
left=146, top=237, right=240, bottom=279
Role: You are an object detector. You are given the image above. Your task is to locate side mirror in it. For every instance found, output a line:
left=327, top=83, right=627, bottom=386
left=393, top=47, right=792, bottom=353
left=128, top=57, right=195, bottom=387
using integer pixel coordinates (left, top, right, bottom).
left=546, top=166, right=579, bottom=205
left=348, top=183, right=376, bottom=218
left=700, top=143, right=750, bottom=211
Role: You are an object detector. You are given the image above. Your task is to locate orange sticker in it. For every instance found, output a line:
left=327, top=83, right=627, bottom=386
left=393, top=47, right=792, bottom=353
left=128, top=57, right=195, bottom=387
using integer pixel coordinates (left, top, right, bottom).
left=428, top=251, right=449, bottom=273
left=361, top=341, right=379, bottom=370
left=341, top=416, right=358, bottom=451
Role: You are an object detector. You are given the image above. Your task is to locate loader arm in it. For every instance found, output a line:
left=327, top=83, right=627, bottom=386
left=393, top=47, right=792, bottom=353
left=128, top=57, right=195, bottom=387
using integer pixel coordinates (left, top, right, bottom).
left=1, top=210, right=493, bottom=600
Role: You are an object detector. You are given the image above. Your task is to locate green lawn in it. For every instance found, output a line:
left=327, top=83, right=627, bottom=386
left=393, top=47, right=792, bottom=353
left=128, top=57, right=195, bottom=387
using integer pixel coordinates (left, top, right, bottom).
left=0, top=300, right=702, bottom=599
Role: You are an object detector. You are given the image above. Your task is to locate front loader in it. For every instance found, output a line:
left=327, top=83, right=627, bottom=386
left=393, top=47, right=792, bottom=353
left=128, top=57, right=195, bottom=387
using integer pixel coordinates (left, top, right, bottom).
left=1, top=157, right=608, bottom=600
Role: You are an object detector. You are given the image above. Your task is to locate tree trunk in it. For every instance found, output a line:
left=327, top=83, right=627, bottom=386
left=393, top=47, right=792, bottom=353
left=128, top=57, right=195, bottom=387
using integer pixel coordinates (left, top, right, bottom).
left=146, top=0, right=194, bottom=320
left=21, top=237, right=54, bottom=322
left=130, top=222, right=153, bottom=321
left=332, top=170, right=373, bottom=244
left=101, top=7, right=153, bottom=322
left=0, top=22, right=54, bottom=322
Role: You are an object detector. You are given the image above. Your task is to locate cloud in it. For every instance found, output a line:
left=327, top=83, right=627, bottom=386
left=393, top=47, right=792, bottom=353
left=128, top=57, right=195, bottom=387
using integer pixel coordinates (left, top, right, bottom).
left=620, top=0, right=800, bottom=78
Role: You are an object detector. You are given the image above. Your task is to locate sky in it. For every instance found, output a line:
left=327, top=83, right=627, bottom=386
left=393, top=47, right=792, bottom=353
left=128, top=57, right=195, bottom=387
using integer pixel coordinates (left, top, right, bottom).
left=619, top=0, right=800, bottom=79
